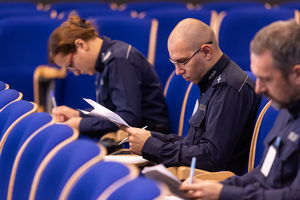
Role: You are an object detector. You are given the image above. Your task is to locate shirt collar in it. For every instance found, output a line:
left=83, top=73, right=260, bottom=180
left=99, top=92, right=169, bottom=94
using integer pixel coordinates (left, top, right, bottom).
left=95, top=36, right=111, bottom=72
left=287, top=98, right=300, bottom=119
left=197, top=53, right=229, bottom=93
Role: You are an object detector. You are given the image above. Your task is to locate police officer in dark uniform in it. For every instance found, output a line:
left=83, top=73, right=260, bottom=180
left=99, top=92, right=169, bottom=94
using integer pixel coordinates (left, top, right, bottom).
left=180, top=20, right=300, bottom=200
left=49, top=14, right=171, bottom=138
left=120, top=18, right=261, bottom=175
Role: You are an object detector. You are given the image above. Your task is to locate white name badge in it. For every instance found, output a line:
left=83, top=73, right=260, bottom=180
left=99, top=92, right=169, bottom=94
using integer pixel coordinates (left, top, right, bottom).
left=261, top=146, right=276, bottom=177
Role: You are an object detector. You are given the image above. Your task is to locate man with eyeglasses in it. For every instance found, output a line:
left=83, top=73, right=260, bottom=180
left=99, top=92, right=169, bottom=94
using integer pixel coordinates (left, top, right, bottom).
left=120, top=18, right=262, bottom=175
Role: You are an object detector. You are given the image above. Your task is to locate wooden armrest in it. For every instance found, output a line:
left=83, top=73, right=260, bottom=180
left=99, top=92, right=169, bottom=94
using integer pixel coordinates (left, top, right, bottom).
left=33, top=65, right=67, bottom=112
left=177, top=166, right=210, bottom=181
left=100, top=130, right=127, bottom=142
left=193, top=171, right=235, bottom=182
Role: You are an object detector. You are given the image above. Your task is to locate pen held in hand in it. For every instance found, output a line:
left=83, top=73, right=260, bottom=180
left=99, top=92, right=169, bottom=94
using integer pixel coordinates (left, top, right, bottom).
left=189, top=157, right=196, bottom=184
left=50, top=90, right=57, bottom=108
left=118, top=125, right=148, bottom=145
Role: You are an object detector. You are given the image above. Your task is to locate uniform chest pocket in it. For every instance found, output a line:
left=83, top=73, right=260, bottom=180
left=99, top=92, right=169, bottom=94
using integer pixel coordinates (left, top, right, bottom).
left=278, top=138, right=299, bottom=161
left=265, top=135, right=299, bottom=188
left=188, top=106, right=206, bottom=128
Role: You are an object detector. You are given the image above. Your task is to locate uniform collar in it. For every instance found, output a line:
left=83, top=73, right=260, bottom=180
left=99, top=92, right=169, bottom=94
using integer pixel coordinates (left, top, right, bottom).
left=95, top=36, right=111, bottom=72
left=287, top=98, right=300, bottom=120
left=197, top=53, right=230, bottom=93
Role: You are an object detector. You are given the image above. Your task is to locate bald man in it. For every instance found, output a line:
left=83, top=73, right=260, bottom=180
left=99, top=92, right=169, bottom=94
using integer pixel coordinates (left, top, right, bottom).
left=121, top=18, right=261, bottom=175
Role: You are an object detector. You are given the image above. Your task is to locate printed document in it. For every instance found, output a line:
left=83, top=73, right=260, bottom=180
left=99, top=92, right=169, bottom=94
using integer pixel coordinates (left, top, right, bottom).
left=78, top=98, right=129, bottom=127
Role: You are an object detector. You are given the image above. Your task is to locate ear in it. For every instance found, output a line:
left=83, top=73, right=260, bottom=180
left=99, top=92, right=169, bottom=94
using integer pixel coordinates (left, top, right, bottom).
left=293, top=64, right=300, bottom=85
left=74, top=39, right=88, bottom=51
left=201, top=45, right=212, bottom=60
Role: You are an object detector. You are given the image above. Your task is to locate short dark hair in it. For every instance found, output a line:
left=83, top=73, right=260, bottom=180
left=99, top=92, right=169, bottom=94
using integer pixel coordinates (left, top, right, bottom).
left=250, top=19, right=300, bottom=78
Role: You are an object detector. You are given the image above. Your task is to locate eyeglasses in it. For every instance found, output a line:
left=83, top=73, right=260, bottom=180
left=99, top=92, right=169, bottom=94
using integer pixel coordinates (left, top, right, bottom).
left=66, top=52, right=78, bottom=72
left=169, top=41, right=213, bottom=69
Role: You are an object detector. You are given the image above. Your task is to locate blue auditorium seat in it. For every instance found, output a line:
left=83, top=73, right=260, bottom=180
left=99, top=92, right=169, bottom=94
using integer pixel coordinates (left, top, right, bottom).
left=0, top=100, right=37, bottom=152
left=7, top=124, right=79, bottom=200
left=31, top=139, right=106, bottom=200
left=164, top=70, right=191, bottom=134
left=199, top=1, right=267, bottom=13
left=0, top=17, right=63, bottom=102
left=0, top=112, right=54, bottom=199
left=218, top=7, right=296, bottom=71
left=60, top=161, right=139, bottom=200
left=104, top=177, right=168, bottom=200
left=0, top=89, right=22, bottom=111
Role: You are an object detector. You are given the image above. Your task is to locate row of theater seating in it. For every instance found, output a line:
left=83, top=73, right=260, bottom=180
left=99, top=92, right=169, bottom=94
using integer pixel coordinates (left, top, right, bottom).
left=0, top=2, right=299, bottom=116
left=0, top=73, right=281, bottom=198
left=0, top=81, right=168, bottom=200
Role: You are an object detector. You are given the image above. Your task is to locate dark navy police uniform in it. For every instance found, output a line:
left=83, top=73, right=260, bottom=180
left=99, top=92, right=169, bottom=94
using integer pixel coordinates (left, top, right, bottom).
left=142, top=54, right=262, bottom=175
left=220, top=99, right=300, bottom=199
left=79, top=36, right=171, bottom=138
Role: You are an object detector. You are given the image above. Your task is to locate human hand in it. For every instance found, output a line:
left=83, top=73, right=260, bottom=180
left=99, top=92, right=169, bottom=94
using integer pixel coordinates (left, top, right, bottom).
left=52, top=106, right=79, bottom=122
left=179, top=178, right=223, bottom=200
left=63, top=117, right=82, bottom=130
left=120, top=126, right=151, bottom=155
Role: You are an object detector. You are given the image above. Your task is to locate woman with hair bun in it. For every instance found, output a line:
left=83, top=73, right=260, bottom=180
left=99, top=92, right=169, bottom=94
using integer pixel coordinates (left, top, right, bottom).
left=49, top=15, right=171, bottom=139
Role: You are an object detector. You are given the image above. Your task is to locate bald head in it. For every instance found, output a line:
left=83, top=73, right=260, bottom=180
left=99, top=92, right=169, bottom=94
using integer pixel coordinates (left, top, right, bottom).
left=168, top=18, right=218, bottom=52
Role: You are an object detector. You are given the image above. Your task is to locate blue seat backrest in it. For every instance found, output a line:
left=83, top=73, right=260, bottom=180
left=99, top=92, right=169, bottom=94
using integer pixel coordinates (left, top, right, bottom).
left=10, top=124, right=77, bottom=200
left=48, top=2, right=112, bottom=14
left=200, top=1, right=266, bottom=13
left=181, top=83, right=200, bottom=137
left=0, top=17, right=63, bottom=101
left=106, top=177, right=164, bottom=200
left=33, top=139, right=105, bottom=200
left=218, top=7, right=295, bottom=71
left=64, top=161, right=138, bottom=200
left=122, top=2, right=189, bottom=13
left=0, top=81, right=5, bottom=91
left=0, top=112, right=54, bottom=199
left=0, top=89, right=21, bottom=111
left=254, top=103, right=279, bottom=168
left=164, top=70, right=191, bottom=134
left=279, top=2, right=300, bottom=10
left=144, top=8, right=212, bottom=88
left=0, top=100, right=36, bottom=141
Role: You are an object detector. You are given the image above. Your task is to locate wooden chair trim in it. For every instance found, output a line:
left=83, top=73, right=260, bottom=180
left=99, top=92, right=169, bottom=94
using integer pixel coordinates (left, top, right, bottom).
left=97, top=163, right=140, bottom=200
left=0, top=92, right=23, bottom=113
left=147, top=19, right=158, bottom=66
left=214, top=10, right=227, bottom=43
left=163, top=70, right=175, bottom=97
left=248, top=100, right=272, bottom=172
left=294, top=9, right=300, bottom=24
left=194, top=171, right=235, bottom=182
left=58, top=144, right=107, bottom=200
left=7, top=116, right=56, bottom=200
left=177, top=166, right=210, bottom=181
left=178, top=82, right=193, bottom=137
left=210, top=10, right=219, bottom=37
left=28, top=128, right=79, bottom=200
left=33, top=65, right=67, bottom=111
left=0, top=102, right=37, bottom=155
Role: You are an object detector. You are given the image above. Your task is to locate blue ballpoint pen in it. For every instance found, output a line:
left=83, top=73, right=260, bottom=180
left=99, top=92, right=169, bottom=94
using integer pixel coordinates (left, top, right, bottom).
left=189, top=157, right=196, bottom=184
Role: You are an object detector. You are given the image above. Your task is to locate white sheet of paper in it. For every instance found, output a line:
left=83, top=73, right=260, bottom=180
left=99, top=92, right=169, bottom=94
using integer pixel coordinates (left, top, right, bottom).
left=104, top=155, right=148, bottom=164
left=261, top=145, right=276, bottom=177
left=78, top=98, right=129, bottom=127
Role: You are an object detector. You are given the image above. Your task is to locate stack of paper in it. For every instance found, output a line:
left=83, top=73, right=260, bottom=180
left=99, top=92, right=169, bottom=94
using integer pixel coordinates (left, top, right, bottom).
left=78, top=98, right=129, bottom=127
